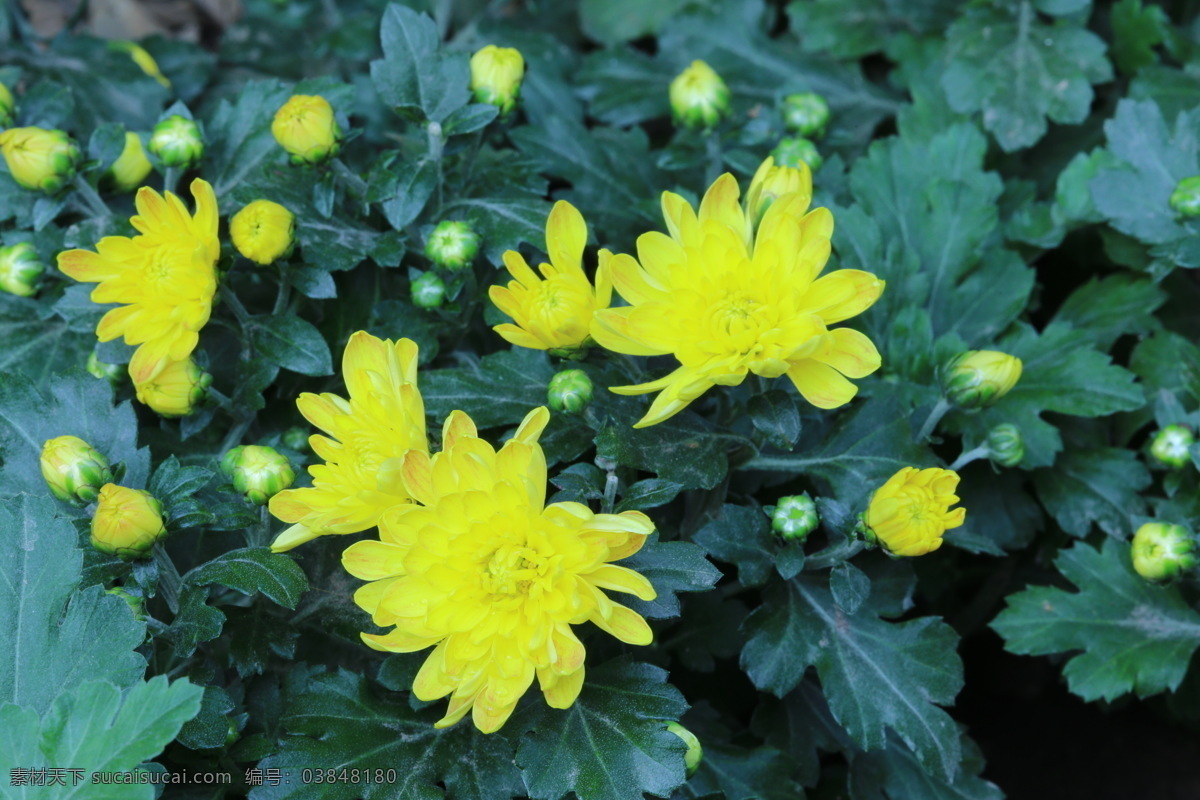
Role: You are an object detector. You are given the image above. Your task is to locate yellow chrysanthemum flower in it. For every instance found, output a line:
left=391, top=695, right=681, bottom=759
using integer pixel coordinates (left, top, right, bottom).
left=268, top=331, right=428, bottom=552
left=863, top=467, right=966, bottom=557
left=488, top=200, right=613, bottom=353
left=590, top=163, right=885, bottom=427
left=342, top=407, right=657, bottom=733
left=230, top=199, right=295, bottom=265
left=57, top=178, right=219, bottom=385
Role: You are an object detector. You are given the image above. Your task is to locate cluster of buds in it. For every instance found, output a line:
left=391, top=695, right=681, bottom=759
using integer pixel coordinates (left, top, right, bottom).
left=0, top=242, right=45, bottom=297
left=1149, top=425, right=1194, bottom=469
left=272, top=94, right=342, bottom=166
left=547, top=369, right=593, bottom=414
left=134, top=357, right=212, bottom=417
left=149, top=114, right=204, bottom=169
left=231, top=199, right=296, bottom=265
left=1131, top=522, right=1196, bottom=583
left=470, top=46, right=525, bottom=116
left=221, top=445, right=295, bottom=506
left=0, top=127, right=81, bottom=193
left=425, top=220, right=480, bottom=270
left=104, top=132, right=153, bottom=193
left=942, top=350, right=1023, bottom=409
left=669, top=60, right=730, bottom=130
left=771, top=494, right=820, bottom=542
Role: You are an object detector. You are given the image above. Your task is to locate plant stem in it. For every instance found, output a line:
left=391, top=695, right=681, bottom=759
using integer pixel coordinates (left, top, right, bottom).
left=602, top=469, right=619, bottom=514
left=153, top=544, right=182, bottom=614
left=704, top=129, right=723, bottom=185
left=272, top=270, right=292, bottom=315
left=163, top=166, right=179, bottom=193
left=219, top=417, right=253, bottom=454
left=72, top=175, right=110, bottom=217
left=219, top=283, right=252, bottom=330
left=428, top=121, right=446, bottom=218
left=916, top=397, right=951, bottom=442
left=949, top=445, right=989, bottom=472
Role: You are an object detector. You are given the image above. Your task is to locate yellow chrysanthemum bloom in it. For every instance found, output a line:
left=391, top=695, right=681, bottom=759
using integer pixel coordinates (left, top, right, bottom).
left=230, top=199, right=295, bottom=265
left=58, top=178, right=219, bottom=385
left=268, top=331, right=428, bottom=552
left=863, top=467, right=966, bottom=557
left=489, top=200, right=613, bottom=354
left=342, top=407, right=657, bottom=733
left=590, top=163, right=885, bottom=427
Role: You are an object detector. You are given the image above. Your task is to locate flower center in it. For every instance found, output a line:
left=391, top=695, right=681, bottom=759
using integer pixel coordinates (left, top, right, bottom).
left=481, top=544, right=545, bottom=596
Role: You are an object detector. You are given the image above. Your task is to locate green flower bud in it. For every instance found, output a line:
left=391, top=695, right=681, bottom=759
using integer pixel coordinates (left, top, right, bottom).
left=87, top=351, right=124, bottom=385
left=282, top=426, right=309, bottom=452
left=548, top=369, right=593, bottom=414
left=105, top=586, right=147, bottom=620
left=669, top=60, right=730, bottom=131
left=781, top=92, right=830, bottom=139
left=221, top=444, right=295, bottom=506
left=986, top=424, right=1024, bottom=468
left=1131, top=522, right=1196, bottom=583
left=770, top=136, right=822, bottom=172
left=40, top=435, right=114, bottom=505
left=149, top=115, right=204, bottom=169
left=666, top=723, right=703, bottom=778
left=771, top=493, right=819, bottom=541
left=470, top=46, right=525, bottom=116
left=425, top=220, right=480, bottom=270
left=0, top=82, right=14, bottom=129
left=0, top=241, right=45, bottom=297
left=411, top=271, right=446, bottom=309
left=0, top=127, right=81, bottom=193
left=91, top=484, right=167, bottom=560
left=1149, top=425, right=1194, bottom=469
left=1170, top=176, right=1200, bottom=218
left=942, top=350, right=1023, bottom=409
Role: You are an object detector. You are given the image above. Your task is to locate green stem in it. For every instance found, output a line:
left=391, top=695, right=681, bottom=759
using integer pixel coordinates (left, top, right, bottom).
left=949, top=445, right=989, bottom=472
left=163, top=166, right=179, bottom=194
left=602, top=469, right=619, bottom=515
left=72, top=175, right=110, bottom=217
left=153, top=544, right=182, bottom=614
left=272, top=270, right=292, bottom=315
left=916, top=397, right=952, bottom=442
left=428, top=121, right=446, bottom=218
left=219, top=284, right=252, bottom=330
left=704, top=129, right=723, bottom=185
left=330, top=158, right=367, bottom=197
left=220, top=417, right=253, bottom=455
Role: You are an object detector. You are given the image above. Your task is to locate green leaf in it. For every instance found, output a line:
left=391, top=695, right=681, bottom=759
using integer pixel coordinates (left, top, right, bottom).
left=149, top=455, right=215, bottom=529
left=942, top=2, right=1111, bottom=151
left=785, top=0, right=958, bottom=60
left=252, top=669, right=524, bottom=800
left=615, top=479, right=683, bottom=512
left=371, top=155, right=437, bottom=230
left=954, top=466, right=1042, bottom=552
left=176, top=685, right=236, bottom=750
left=848, top=732, right=1002, bottom=800
left=250, top=315, right=334, bottom=377
left=577, top=50, right=675, bottom=127
left=1033, top=448, right=1151, bottom=538
left=683, top=740, right=805, bottom=800
left=1111, top=0, right=1168, bottom=74
left=1053, top=274, right=1164, bottom=350
left=594, top=410, right=732, bottom=491
left=749, top=390, right=801, bottom=450
left=0, top=295, right=97, bottom=392
left=422, top=348, right=552, bottom=428
left=992, top=538, right=1200, bottom=701
left=694, top=504, right=776, bottom=587
left=184, top=547, right=309, bottom=609
left=619, top=534, right=720, bottom=620
left=370, top=4, right=470, bottom=123
left=226, top=605, right=299, bottom=678
left=579, top=0, right=692, bottom=43
left=516, top=659, right=688, bottom=800
left=741, top=573, right=964, bottom=779
left=162, top=586, right=225, bottom=658
left=445, top=194, right=551, bottom=265
left=0, top=494, right=147, bottom=715
left=0, top=677, right=203, bottom=800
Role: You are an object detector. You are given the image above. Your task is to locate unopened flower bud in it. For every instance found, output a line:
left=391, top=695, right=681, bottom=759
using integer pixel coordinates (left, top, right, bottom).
left=744, top=156, right=811, bottom=227
left=0, top=127, right=81, bottom=193
left=282, top=426, right=309, bottom=452
left=943, top=350, right=1023, bottom=409
left=411, top=271, right=446, bottom=309
left=91, top=484, right=166, bottom=560
left=134, top=357, right=212, bottom=417
left=666, top=722, right=703, bottom=778
left=771, top=137, right=822, bottom=172
left=669, top=60, right=730, bottom=130
left=109, top=41, right=171, bottom=89
left=105, top=586, right=147, bottom=620
left=221, top=444, right=295, bottom=506
left=104, top=132, right=153, bottom=193
left=470, top=45, right=525, bottom=116
left=1131, top=522, right=1196, bottom=583
left=231, top=199, right=295, bottom=264
left=272, top=95, right=342, bottom=166
left=87, top=351, right=124, bottom=384
left=771, top=494, right=819, bottom=541
left=1170, top=176, right=1200, bottom=218
left=0, top=241, right=44, bottom=297
left=781, top=92, right=830, bottom=139
left=149, top=115, right=203, bottom=169
left=987, top=424, right=1024, bottom=467
left=1150, top=425, right=1194, bottom=469
left=548, top=369, right=593, bottom=414
left=40, top=435, right=113, bottom=505
left=426, top=220, right=480, bottom=270
left=0, top=82, right=14, bottom=128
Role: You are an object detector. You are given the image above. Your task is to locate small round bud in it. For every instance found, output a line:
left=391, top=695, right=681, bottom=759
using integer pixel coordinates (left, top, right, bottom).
left=744, top=156, right=810, bottom=227
left=104, top=132, right=153, bottom=193
left=109, top=41, right=171, bottom=89
left=0, top=241, right=45, bottom=297
left=666, top=723, right=703, bottom=778
left=87, top=351, right=124, bottom=384
left=0, top=82, right=14, bottom=128
left=771, top=494, right=819, bottom=542
left=1150, top=425, right=1194, bottom=469
left=149, top=115, right=204, bottom=169
left=40, top=435, right=113, bottom=505
left=282, top=426, right=309, bottom=452
left=942, top=350, right=1023, bottom=409
left=133, top=357, right=212, bottom=417
left=669, top=60, right=730, bottom=131
left=105, top=586, right=148, bottom=620
left=548, top=369, right=593, bottom=414
left=770, top=136, right=822, bottom=172
left=986, top=424, right=1024, bottom=468
left=230, top=199, right=295, bottom=265
left=0, top=127, right=81, bottom=193
left=470, top=45, right=525, bottom=116
left=1170, top=176, right=1200, bottom=217
left=221, top=445, right=295, bottom=505
left=272, top=94, right=342, bottom=166
left=1131, top=522, right=1196, bottom=583
left=781, top=92, right=830, bottom=139
left=91, top=484, right=167, bottom=560
left=425, top=220, right=480, bottom=270
left=411, top=271, right=446, bottom=309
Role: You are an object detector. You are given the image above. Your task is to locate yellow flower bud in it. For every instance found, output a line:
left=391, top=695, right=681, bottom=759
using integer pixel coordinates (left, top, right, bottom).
left=272, top=95, right=342, bottom=166
left=863, top=467, right=966, bottom=557
left=230, top=199, right=295, bottom=264
left=133, top=357, right=212, bottom=417
left=942, top=350, right=1023, bottom=409
left=40, top=435, right=113, bottom=505
left=0, top=241, right=44, bottom=297
left=220, top=445, right=295, bottom=505
left=109, top=41, right=171, bottom=89
left=744, top=156, right=811, bottom=228
left=91, top=484, right=167, bottom=560
left=104, top=132, right=153, bottom=193
left=0, top=82, right=14, bottom=128
left=0, top=126, right=81, bottom=193
left=666, top=722, right=703, bottom=778
left=470, top=45, right=525, bottom=116
left=669, top=60, right=730, bottom=130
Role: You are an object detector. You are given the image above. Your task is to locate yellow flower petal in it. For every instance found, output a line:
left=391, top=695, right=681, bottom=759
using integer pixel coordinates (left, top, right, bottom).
left=786, top=360, right=859, bottom=409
